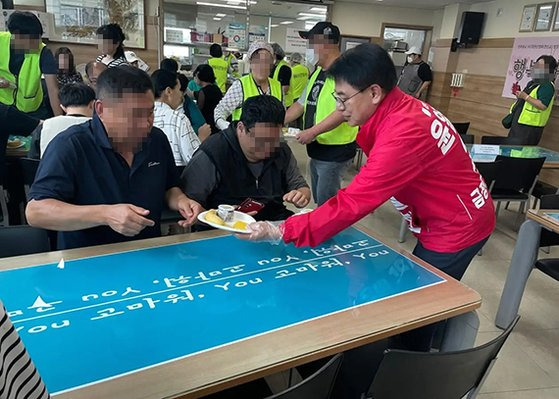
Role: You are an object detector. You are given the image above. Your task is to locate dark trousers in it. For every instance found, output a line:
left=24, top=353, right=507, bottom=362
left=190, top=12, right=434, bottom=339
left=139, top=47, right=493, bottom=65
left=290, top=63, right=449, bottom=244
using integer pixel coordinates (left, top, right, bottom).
left=0, top=104, right=40, bottom=136
left=413, top=236, right=489, bottom=281
left=396, top=236, right=490, bottom=352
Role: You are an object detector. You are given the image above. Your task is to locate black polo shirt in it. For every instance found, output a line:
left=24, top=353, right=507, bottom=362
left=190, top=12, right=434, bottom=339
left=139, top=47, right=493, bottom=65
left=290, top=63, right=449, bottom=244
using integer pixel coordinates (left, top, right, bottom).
left=28, top=114, right=180, bottom=250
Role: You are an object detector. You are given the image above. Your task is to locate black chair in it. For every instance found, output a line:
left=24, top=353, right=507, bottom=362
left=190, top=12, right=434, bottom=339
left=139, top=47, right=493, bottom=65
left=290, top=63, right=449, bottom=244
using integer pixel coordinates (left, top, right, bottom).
left=18, top=158, right=40, bottom=224
left=536, top=194, right=559, bottom=254
left=266, top=354, right=343, bottom=399
left=19, top=158, right=40, bottom=196
left=481, top=135, right=529, bottom=145
left=0, top=225, right=50, bottom=258
left=491, top=155, right=545, bottom=227
left=460, top=134, right=475, bottom=144
left=531, top=181, right=558, bottom=209
left=475, top=160, right=501, bottom=191
left=363, top=317, right=519, bottom=399
left=452, top=122, right=470, bottom=135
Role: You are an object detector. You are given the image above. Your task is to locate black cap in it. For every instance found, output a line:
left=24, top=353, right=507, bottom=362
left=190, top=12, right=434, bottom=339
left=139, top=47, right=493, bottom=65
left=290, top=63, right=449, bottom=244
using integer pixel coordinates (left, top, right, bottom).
left=299, top=22, right=340, bottom=42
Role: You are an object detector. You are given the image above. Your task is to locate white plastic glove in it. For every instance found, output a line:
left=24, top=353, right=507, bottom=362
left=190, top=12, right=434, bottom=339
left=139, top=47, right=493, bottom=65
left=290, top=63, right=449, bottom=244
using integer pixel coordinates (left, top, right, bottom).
left=235, top=221, right=284, bottom=245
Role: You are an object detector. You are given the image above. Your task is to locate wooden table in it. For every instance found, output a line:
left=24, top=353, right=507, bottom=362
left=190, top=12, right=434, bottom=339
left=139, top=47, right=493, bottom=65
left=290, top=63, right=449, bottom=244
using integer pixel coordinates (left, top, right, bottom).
left=495, top=209, right=559, bottom=329
left=0, top=226, right=481, bottom=399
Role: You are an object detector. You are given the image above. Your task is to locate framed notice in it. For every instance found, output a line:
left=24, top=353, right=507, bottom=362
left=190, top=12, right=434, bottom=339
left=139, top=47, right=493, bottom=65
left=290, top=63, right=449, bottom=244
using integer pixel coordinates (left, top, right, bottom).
left=340, top=35, right=371, bottom=52
left=535, top=2, right=556, bottom=31
left=553, top=3, right=559, bottom=30
left=45, top=0, right=145, bottom=48
left=519, top=4, right=537, bottom=32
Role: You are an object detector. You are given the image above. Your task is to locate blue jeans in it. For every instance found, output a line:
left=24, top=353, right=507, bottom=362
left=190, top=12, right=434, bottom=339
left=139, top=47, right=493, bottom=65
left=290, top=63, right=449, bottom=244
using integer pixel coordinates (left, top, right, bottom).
left=309, top=158, right=351, bottom=206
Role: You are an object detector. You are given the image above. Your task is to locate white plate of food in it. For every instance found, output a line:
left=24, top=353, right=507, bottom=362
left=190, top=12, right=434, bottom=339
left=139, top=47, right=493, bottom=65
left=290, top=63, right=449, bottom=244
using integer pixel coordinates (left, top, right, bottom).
left=197, top=209, right=256, bottom=234
left=282, top=127, right=300, bottom=139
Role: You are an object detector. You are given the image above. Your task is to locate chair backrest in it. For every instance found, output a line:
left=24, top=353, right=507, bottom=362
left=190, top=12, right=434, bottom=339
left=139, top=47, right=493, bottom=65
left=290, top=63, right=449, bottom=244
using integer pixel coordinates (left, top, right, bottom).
left=475, top=160, right=502, bottom=189
left=0, top=226, right=50, bottom=258
left=540, top=194, right=559, bottom=209
left=492, top=155, right=545, bottom=193
left=365, top=317, right=519, bottom=399
left=452, top=122, right=470, bottom=135
left=481, top=135, right=529, bottom=145
left=538, top=194, right=559, bottom=248
left=460, top=134, right=475, bottom=144
left=19, top=158, right=40, bottom=190
left=265, top=353, right=343, bottom=399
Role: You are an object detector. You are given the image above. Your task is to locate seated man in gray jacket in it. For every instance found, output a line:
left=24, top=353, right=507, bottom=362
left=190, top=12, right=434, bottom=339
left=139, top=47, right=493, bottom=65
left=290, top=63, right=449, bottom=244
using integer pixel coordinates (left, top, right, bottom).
left=181, top=95, right=310, bottom=221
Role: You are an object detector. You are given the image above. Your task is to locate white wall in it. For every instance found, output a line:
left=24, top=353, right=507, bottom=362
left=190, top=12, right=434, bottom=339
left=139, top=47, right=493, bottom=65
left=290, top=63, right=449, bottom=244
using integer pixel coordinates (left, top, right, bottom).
left=439, top=3, right=471, bottom=39
left=331, top=1, right=439, bottom=38
left=470, top=0, right=559, bottom=38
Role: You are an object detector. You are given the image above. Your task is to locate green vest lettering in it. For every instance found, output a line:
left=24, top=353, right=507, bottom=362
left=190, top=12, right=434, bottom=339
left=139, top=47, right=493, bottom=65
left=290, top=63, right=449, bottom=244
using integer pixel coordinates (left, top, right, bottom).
left=291, top=63, right=309, bottom=102
left=208, top=57, right=229, bottom=94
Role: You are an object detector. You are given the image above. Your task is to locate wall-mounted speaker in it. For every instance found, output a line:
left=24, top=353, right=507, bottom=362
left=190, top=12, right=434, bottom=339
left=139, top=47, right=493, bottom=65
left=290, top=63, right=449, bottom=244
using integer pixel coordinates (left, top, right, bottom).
left=458, top=11, right=485, bottom=45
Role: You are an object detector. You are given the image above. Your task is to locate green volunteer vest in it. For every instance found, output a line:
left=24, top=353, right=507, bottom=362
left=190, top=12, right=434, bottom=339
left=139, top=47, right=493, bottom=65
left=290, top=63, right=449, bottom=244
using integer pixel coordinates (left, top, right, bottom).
left=208, top=57, right=229, bottom=94
left=291, top=63, right=309, bottom=101
left=303, top=66, right=358, bottom=145
left=225, top=53, right=241, bottom=79
left=0, top=32, right=44, bottom=113
left=515, top=83, right=555, bottom=127
left=273, top=60, right=294, bottom=107
left=232, top=75, right=283, bottom=121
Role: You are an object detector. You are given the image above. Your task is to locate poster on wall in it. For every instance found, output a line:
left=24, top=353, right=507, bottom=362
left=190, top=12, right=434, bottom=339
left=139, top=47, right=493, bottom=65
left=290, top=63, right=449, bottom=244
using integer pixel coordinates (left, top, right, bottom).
left=226, top=23, right=246, bottom=49
left=248, top=25, right=267, bottom=45
left=285, top=27, right=307, bottom=53
left=501, top=36, right=559, bottom=99
left=45, top=0, right=145, bottom=48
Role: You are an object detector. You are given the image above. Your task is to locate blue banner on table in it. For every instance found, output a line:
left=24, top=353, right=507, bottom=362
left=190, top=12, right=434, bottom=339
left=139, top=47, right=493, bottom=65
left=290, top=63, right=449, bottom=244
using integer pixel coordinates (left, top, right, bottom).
left=0, top=227, right=444, bottom=394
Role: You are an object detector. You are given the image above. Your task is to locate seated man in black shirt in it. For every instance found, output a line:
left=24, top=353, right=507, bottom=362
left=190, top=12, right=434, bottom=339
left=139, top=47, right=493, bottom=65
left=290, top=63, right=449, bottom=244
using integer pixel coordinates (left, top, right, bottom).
left=0, top=11, right=61, bottom=135
left=181, top=95, right=310, bottom=222
left=26, top=66, right=203, bottom=249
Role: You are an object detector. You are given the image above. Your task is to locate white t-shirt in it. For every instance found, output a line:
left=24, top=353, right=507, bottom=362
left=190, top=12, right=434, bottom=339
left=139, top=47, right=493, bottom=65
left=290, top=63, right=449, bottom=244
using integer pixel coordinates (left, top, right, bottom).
left=40, top=115, right=91, bottom=157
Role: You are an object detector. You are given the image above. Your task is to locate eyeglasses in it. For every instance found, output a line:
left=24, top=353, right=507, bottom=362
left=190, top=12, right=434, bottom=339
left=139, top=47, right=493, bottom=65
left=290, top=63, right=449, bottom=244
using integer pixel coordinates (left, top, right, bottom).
left=331, top=88, right=365, bottom=109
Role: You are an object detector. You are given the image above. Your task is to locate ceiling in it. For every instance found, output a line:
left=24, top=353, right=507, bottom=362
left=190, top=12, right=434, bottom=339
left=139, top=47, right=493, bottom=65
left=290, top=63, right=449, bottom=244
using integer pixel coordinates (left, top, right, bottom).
left=166, top=0, right=329, bottom=22
left=335, top=0, right=494, bottom=10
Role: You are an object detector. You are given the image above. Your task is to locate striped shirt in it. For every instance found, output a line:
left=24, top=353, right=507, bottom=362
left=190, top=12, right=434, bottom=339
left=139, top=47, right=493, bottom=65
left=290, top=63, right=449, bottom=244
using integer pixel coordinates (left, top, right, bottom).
left=96, top=54, right=129, bottom=68
left=0, top=302, right=50, bottom=399
left=153, top=101, right=201, bottom=167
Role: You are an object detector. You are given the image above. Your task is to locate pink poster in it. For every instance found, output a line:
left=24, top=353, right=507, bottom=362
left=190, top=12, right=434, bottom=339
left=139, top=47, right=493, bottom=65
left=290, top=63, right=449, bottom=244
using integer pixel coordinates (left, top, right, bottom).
left=502, top=36, right=559, bottom=99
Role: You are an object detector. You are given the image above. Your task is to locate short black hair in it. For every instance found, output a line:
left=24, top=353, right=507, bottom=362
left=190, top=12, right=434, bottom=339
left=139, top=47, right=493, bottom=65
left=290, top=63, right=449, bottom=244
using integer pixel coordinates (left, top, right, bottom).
left=329, top=43, right=397, bottom=92
left=210, top=43, right=223, bottom=58
left=196, top=64, right=216, bottom=84
left=7, top=11, right=43, bottom=37
left=537, top=55, right=558, bottom=74
left=160, top=58, right=179, bottom=73
left=58, top=83, right=96, bottom=107
left=96, top=23, right=126, bottom=59
left=150, top=69, right=178, bottom=98
left=240, top=95, right=285, bottom=130
left=192, top=65, right=202, bottom=77
left=177, top=74, right=189, bottom=92
left=97, top=66, right=154, bottom=100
